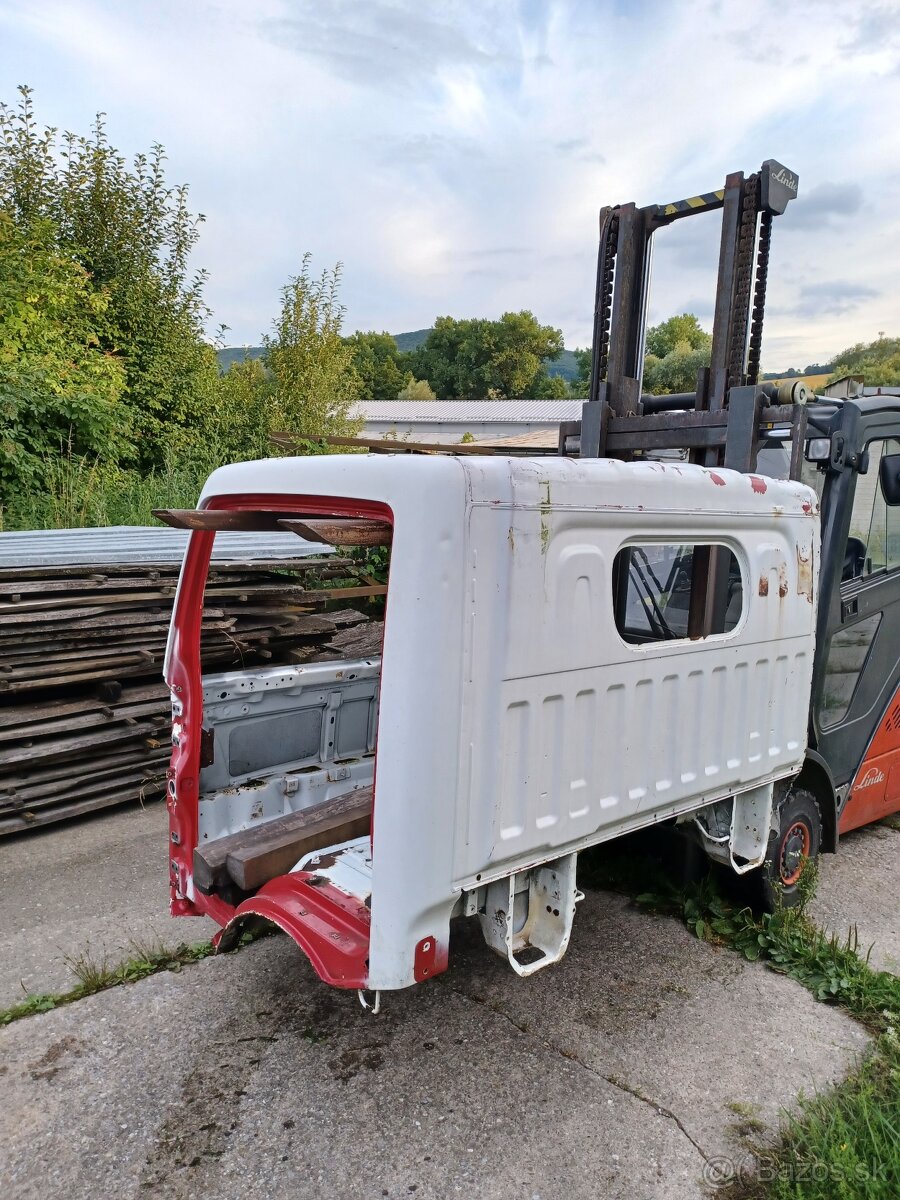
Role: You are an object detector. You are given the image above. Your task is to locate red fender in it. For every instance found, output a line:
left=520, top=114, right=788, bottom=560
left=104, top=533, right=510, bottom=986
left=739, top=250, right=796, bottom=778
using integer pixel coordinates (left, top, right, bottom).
left=215, top=871, right=370, bottom=989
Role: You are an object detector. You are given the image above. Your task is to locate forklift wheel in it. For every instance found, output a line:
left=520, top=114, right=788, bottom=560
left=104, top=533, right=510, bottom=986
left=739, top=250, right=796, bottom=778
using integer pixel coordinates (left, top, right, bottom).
left=758, top=788, right=822, bottom=911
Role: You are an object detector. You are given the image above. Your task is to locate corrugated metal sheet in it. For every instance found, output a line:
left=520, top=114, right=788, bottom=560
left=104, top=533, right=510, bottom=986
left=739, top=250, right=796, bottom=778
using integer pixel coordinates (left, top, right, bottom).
left=352, top=400, right=583, bottom=423
left=0, top=526, right=329, bottom=569
left=473, top=429, right=560, bottom=449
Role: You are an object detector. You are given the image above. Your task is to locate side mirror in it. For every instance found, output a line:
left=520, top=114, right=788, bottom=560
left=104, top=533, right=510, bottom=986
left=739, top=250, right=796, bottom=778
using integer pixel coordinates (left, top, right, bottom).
left=879, top=453, right=900, bottom=506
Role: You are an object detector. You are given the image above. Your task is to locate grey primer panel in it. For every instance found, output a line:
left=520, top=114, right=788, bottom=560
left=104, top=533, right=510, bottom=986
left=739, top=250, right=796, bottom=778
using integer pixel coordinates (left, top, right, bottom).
left=336, top=698, right=374, bottom=758
left=200, top=659, right=381, bottom=793
left=228, top=708, right=323, bottom=776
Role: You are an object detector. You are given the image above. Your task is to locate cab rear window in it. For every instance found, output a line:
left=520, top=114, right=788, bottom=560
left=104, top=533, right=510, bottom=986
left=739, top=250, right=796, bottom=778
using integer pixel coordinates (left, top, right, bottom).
left=613, top=543, right=743, bottom=644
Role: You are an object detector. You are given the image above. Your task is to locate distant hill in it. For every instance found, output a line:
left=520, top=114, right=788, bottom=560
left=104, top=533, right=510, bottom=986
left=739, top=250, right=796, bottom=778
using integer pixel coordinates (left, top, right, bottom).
left=545, top=349, right=578, bottom=382
left=216, top=345, right=266, bottom=371
left=216, top=331, right=581, bottom=383
left=392, top=328, right=431, bottom=353
left=216, top=337, right=815, bottom=388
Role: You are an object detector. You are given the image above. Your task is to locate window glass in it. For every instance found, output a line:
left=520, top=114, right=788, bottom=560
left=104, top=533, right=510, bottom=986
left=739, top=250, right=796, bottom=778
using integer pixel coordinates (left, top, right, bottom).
left=819, top=614, right=881, bottom=728
left=756, top=445, right=826, bottom=505
left=613, top=544, right=742, bottom=644
left=846, top=439, right=900, bottom=579
left=887, top=440, right=900, bottom=572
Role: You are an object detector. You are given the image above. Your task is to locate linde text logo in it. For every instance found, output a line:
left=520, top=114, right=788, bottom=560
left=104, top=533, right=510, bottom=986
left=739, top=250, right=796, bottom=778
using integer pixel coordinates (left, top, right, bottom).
left=773, top=166, right=798, bottom=193
left=855, top=766, right=885, bottom=791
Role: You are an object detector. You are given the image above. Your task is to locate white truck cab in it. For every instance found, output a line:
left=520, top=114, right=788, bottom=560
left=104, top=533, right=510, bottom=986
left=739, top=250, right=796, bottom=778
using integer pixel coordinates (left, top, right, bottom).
left=164, top=452, right=818, bottom=1002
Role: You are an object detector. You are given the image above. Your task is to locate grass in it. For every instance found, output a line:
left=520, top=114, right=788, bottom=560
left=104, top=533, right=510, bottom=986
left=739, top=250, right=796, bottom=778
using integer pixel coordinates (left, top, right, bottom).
left=582, top=831, right=900, bottom=1199
left=0, top=451, right=211, bottom=531
left=0, top=937, right=217, bottom=1026
left=733, top=1037, right=900, bottom=1199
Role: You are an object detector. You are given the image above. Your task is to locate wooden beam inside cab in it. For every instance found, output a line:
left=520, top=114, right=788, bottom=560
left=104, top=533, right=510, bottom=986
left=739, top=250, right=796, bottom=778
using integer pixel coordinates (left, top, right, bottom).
left=278, top=518, right=392, bottom=547
left=152, top=509, right=288, bottom=532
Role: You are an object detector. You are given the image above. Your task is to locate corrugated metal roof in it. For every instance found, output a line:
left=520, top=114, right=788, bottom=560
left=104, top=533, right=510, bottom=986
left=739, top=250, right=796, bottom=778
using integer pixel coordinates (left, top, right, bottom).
left=354, top=400, right=582, bottom=423
left=0, top=526, right=330, bottom=569
left=472, top=429, right=560, bottom=449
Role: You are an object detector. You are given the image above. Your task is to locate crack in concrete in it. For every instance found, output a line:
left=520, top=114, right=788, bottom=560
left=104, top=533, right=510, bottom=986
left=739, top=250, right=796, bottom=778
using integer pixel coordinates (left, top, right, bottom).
left=446, top=983, right=709, bottom=1163
left=600, top=1072, right=709, bottom=1162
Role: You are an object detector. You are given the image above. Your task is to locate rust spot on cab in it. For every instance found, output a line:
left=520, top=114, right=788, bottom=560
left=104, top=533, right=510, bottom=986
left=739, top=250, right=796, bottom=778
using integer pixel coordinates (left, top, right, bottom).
left=758, top=576, right=769, bottom=597
left=797, top=543, right=814, bottom=602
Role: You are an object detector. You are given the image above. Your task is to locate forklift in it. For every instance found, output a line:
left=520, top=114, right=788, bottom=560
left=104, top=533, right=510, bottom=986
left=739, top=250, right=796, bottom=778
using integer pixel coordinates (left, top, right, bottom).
left=563, top=159, right=900, bottom=902
left=162, top=161, right=899, bottom=1000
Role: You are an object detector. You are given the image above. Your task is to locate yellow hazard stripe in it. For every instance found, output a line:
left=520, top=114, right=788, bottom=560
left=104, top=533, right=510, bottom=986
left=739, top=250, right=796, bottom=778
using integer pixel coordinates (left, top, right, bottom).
left=662, top=189, right=725, bottom=217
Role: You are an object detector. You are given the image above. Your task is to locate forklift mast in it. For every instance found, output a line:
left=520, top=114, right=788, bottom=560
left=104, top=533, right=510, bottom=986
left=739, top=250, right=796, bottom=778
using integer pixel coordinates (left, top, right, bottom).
left=566, top=161, right=803, bottom=640
left=566, top=160, right=801, bottom=476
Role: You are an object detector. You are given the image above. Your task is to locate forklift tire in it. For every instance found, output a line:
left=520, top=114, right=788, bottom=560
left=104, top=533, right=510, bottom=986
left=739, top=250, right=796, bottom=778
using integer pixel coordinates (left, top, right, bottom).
left=758, top=788, right=822, bottom=911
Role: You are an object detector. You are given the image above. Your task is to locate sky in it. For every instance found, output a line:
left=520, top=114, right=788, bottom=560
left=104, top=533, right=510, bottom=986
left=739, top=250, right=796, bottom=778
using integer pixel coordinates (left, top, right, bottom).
left=1, top=0, right=899, bottom=371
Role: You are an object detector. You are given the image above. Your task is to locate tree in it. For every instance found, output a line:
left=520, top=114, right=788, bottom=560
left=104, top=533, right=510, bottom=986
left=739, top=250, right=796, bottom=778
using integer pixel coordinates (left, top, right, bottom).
left=528, top=371, right=570, bottom=399
left=412, top=311, right=563, bottom=399
left=344, top=331, right=407, bottom=404
left=201, top=355, right=271, bottom=464
left=397, top=376, right=436, bottom=401
left=572, top=347, right=591, bottom=395
left=263, top=255, right=363, bottom=441
left=0, top=213, right=127, bottom=498
left=645, top=313, right=711, bottom=359
left=0, top=85, right=219, bottom=465
left=643, top=344, right=711, bottom=395
left=828, top=335, right=900, bottom=387
left=641, top=315, right=712, bottom=395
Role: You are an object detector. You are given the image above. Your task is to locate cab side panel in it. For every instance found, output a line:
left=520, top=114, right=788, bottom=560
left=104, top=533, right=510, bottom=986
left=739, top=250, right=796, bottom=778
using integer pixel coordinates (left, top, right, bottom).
left=839, top=685, right=900, bottom=832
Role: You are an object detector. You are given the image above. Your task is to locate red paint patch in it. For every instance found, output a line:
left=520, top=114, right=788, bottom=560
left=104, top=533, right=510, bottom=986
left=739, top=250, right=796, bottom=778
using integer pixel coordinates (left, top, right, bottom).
left=802, top=500, right=812, bottom=514
left=750, top=475, right=767, bottom=494
left=414, top=935, right=446, bottom=982
left=710, top=472, right=726, bottom=487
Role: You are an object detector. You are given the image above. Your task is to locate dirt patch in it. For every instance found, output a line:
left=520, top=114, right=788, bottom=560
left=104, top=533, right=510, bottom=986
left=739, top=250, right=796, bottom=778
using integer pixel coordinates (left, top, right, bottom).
left=29, top=1034, right=85, bottom=1081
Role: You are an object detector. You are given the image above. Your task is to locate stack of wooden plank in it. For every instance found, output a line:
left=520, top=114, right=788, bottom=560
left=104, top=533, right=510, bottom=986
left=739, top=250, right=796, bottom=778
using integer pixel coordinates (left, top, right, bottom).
left=0, top=544, right=382, bottom=835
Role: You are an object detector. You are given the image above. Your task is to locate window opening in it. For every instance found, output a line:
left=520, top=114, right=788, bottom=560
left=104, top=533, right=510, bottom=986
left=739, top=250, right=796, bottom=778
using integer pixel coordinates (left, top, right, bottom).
left=614, top=543, right=743, bottom=645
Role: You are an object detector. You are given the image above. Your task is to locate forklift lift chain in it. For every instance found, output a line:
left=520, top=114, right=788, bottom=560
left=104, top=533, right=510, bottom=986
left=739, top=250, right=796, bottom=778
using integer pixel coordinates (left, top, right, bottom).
left=726, top=172, right=759, bottom=393
left=590, top=206, right=619, bottom=395
left=746, top=208, right=773, bottom=386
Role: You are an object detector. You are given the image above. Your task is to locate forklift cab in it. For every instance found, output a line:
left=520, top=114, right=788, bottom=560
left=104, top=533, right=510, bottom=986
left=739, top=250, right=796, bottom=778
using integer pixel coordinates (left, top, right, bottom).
left=803, top=399, right=900, bottom=834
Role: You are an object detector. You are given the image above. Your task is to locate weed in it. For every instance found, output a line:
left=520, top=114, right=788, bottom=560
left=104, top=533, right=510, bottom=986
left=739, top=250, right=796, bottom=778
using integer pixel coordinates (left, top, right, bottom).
left=727, top=1100, right=768, bottom=1140
left=0, top=939, right=217, bottom=1026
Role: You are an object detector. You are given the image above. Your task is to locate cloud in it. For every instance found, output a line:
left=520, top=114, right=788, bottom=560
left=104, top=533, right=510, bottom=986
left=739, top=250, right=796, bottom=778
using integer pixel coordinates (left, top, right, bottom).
left=265, top=1, right=513, bottom=90
left=791, top=281, right=879, bottom=319
left=786, top=181, right=863, bottom=230
left=844, top=5, right=900, bottom=54
left=1, top=0, right=898, bottom=368
left=376, top=133, right=486, bottom=166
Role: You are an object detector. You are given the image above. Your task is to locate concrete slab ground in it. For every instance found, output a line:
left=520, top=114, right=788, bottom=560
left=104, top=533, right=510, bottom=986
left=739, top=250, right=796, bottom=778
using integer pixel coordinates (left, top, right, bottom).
left=808, top=821, right=900, bottom=974
left=0, top=799, right=217, bottom=1006
left=1, top=802, right=893, bottom=1200
left=1, top=891, right=869, bottom=1200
